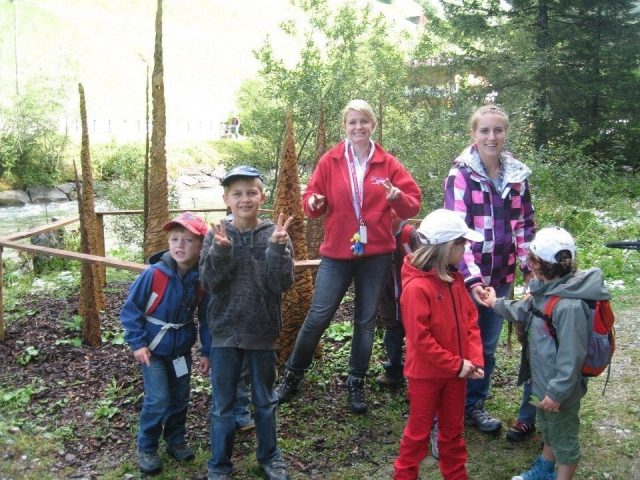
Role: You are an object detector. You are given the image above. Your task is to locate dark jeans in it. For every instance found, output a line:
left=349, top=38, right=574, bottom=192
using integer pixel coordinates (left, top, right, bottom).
left=517, top=379, right=536, bottom=424
left=208, top=348, right=281, bottom=474
left=379, top=289, right=405, bottom=378
left=285, top=254, right=392, bottom=378
left=466, top=283, right=512, bottom=411
left=137, top=353, right=191, bottom=453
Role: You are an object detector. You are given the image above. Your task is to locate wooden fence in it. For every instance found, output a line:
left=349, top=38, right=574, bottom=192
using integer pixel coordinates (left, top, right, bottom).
left=0, top=208, right=320, bottom=342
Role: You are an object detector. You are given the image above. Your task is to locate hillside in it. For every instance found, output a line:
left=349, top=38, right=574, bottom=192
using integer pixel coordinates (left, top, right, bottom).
left=0, top=0, right=426, bottom=144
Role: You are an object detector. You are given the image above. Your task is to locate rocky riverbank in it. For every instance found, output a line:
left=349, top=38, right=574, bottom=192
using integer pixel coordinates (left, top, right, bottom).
left=0, top=166, right=226, bottom=207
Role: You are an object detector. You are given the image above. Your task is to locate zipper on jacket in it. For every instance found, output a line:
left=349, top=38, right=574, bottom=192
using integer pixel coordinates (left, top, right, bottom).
left=448, top=282, right=463, bottom=357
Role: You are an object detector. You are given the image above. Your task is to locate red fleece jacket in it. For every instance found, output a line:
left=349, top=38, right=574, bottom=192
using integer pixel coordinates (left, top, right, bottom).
left=303, top=141, right=421, bottom=259
left=400, top=256, right=484, bottom=380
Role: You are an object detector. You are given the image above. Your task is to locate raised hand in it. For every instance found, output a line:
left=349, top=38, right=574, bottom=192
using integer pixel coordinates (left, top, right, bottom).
left=212, top=220, right=231, bottom=247
left=308, top=194, right=326, bottom=212
left=271, top=212, right=294, bottom=244
left=382, top=178, right=401, bottom=201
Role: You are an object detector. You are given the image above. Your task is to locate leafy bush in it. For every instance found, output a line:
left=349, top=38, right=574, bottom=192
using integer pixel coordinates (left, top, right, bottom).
left=0, top=78, right=68, bottom=188
left=92, top=142, right=145, bottom=181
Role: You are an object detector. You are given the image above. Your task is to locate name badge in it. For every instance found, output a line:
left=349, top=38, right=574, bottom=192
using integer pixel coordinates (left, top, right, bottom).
left=359, top=225, right=368, bottom=244
left=172, top=356, right=189, bottom=378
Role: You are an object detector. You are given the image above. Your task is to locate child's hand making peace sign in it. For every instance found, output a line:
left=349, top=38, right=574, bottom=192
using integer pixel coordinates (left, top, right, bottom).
left=211, top=221, right=231, bottom=247
left=270, top=212, right=294, bottom=245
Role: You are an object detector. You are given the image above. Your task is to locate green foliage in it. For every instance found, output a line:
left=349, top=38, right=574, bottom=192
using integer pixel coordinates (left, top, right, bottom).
left=245, top=0, right=411, bottom=179
left=16, top=346, right=39, bottom=366
left=93, top=142, right=145, bottom=182
left=325, top=322, right=353, bottom=342
left=0, top=385, right=36, bottom=413
left=438, top=0, right=640, bottom=166
left=0, top=77, right=68, bottom=187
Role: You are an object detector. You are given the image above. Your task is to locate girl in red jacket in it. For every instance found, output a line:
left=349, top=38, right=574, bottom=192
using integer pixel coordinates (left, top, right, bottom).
left=394, top=209, right=485, bottom=480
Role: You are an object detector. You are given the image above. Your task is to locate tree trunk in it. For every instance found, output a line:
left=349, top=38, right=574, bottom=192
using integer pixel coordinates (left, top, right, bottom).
left=144, top=0, right=169, bottom=261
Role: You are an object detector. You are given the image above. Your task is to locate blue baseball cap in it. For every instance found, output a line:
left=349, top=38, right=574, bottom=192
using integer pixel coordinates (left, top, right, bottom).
left=220, top=165, right=264, bottom=186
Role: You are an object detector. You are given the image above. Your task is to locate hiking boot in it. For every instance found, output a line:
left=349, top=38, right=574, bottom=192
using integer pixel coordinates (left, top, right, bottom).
left=430, top=422, right=439, bottom=460
left=375, top=371, right=404, bottom=388
left=465, top=403, right=502, bottom=433
left=137, top=449, right=162, bottom=474
left=506, top=420, right=535, bottom=442
left=167, top=442, right=194, bottom=461
left=511, top=455, right=556, bottom=480
left=346, top=376, right=367, bottom=414
left=274, top=369, right=301, bottom=403
left=236, top=414, right=256, bottom=432
left=262, top=459, right=290, bottom=480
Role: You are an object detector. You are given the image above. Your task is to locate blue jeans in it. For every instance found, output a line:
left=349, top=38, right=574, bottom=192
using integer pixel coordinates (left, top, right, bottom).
left=137, top=353, right=192, bottom=453
left=234, top=358, right=251, bottom=422
left=208, top=348, right=280, bottom=474
left=285, top=254, right=392, bottom=378
left=517, top=379, right=536, bottom=424
left=465, top=283, right=512, bottom=411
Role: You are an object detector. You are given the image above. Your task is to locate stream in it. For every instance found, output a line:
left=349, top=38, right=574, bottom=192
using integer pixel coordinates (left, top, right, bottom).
left=0, top=186, right=226, bottom=258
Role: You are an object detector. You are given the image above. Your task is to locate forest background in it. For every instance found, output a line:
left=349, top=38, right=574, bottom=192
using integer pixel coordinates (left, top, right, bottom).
left=1, top=0, right=640, bottom=479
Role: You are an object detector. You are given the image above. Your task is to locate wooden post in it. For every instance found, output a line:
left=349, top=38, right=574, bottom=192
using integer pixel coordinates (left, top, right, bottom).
left=0, top=247, right=5, bottom=342
left=95, top=213, right=107, bottom=286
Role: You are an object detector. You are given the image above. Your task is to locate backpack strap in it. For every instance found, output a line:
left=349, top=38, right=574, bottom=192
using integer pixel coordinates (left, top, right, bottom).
left=143, top=268, right=196, bottom=352
left=145, top=268, right=169, bottom=315
left=529, top=295, right=562, bottom=349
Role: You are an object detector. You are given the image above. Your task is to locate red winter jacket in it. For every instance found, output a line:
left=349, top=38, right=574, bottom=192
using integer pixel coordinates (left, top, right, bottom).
left=400, top=256, right=484, bottom=380
left=302, top=141, right=421, bottom=260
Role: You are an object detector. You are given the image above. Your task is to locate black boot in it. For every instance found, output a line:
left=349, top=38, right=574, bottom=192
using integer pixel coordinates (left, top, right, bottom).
left=346, top=376, right=367, bottom=414
left=274, top=369, right=301, bottom=403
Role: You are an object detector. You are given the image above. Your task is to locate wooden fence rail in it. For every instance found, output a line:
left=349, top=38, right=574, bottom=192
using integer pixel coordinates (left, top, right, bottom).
left=0, top=208, right=320, bottom=342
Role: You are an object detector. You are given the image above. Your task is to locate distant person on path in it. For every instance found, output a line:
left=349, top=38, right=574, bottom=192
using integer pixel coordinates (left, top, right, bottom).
left=444, top=104, right=536, bottom=436
left=393, top=209, right=484, bottom=480
left=200, top=165, right=294, bottom=480
left=375, top=210, right=421, bottom=388
left=485, top=227, right=611, bottom=480
left=231, top=115, right=240, bottom=139
left=119, top=211, right=211, bottom=475
left=275, top=99, right=421, bottom=414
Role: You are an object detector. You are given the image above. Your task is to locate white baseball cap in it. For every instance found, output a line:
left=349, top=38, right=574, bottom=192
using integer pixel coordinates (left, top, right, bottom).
left=417, top=209, right=483, bottom=245
left=529, top=227, right=576, bottom=263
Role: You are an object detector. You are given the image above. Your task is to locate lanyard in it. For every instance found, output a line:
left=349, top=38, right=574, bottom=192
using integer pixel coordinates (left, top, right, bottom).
left=346, top=140, right=374, bottom=224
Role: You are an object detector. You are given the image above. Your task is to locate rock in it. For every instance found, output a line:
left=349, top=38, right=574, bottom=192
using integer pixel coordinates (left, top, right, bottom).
left=175, top=175, right=199, bottom=187
left=55, top=182, right=76, bottom=195
left=0, top=190, right=31, bottom=206
left=27, top=186, right=70, bottom=203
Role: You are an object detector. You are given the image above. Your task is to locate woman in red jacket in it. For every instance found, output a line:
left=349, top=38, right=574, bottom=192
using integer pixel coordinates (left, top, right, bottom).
left=275, top=99, right=421, bottom=413
left=394, top=209, right=484, bottom=480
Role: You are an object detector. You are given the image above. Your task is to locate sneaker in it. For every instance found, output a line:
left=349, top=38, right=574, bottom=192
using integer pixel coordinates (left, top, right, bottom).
left=375, top=371, right=403, bottom=388
left=511, top=455, right=556, bottom=480
left=346, top=376, right=367, bottom=414
left=506, top=420, right=535, bottom=442
left=274, top=369, right=301, bottom=403
left=137, top=449, right=162, bottom=474
left=465, top=403, right=502, bottom=433
left=262, top=459, right=290, bottom=480
left=430, top=422, right=439, bottom=460
left=236, top=414, right=256, bottom=432
left=167, top=442, right=194, bottom=461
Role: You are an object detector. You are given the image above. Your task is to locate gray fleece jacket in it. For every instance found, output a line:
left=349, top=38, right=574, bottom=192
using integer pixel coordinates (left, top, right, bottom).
left=199, top=219, right=294, bottom=350
left=494, top=268, right=610, bottom=407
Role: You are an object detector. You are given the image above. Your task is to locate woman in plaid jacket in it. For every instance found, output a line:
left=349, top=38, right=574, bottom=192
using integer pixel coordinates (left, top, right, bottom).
left=443, top=104, right=536, bottom=435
